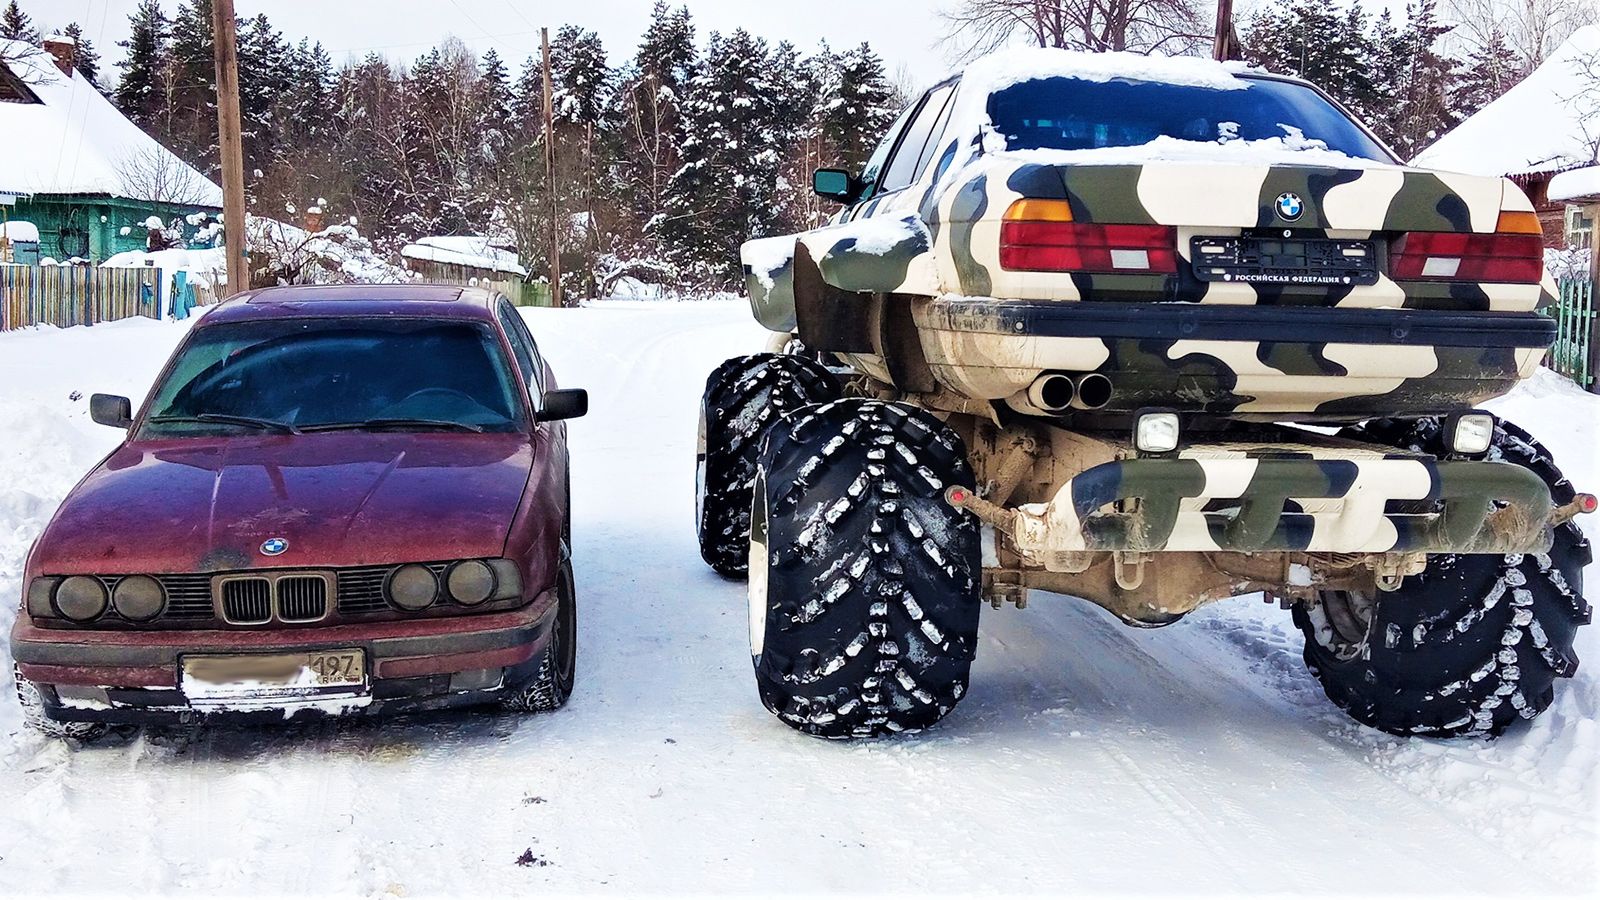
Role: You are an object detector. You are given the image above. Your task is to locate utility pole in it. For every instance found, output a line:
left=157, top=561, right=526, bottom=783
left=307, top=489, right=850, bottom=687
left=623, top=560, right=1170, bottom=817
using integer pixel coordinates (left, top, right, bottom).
left=1213, top=0, right=1237, bottom=62
left=540, top=27, right=564, bottom=309
left=212, top=0, right=247, bottom=297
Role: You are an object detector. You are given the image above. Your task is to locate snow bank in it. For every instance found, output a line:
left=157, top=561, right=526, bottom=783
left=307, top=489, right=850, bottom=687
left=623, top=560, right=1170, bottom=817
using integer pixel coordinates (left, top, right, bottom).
left=0, top=39, right=220, bottom=204
left=1413, top=25, right=1600, bottom=176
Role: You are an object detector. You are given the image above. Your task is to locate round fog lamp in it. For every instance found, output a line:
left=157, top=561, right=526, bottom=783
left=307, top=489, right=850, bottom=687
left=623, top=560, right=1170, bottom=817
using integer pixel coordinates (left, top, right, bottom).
left=1451, top=413, right=1495, bottom=455
left=387, top=564, right=439, bottom=611
left=55, top=575, right=108, bottom=621
left=1135, top=411, right=1181, bottom=454
left=112, top=575, right=166, bottom=621
left=446, top=560, right=496, bottom=606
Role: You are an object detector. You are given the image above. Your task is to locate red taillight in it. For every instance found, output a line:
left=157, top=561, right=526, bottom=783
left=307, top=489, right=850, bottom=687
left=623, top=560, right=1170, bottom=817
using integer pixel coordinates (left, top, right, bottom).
left=1000, top=220, right=1177, bottom=273
left=1389, top=231, right=1544, bottom=284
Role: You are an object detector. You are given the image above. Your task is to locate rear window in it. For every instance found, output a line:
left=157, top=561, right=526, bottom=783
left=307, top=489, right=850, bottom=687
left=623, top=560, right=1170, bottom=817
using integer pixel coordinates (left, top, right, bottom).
left=140, top=318, right=524, bottom=437
left=988, top=75, right=1392, bottom=162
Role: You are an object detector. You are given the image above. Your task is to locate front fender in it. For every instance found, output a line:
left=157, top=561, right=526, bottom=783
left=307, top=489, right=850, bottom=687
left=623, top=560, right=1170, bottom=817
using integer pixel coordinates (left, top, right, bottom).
left=797, top=214, right=939, bottom=297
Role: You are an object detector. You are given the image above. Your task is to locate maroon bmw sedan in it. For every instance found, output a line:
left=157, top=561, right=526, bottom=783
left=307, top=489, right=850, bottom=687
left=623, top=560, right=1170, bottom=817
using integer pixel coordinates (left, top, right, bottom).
left=11, top=285, right=586, bottom=738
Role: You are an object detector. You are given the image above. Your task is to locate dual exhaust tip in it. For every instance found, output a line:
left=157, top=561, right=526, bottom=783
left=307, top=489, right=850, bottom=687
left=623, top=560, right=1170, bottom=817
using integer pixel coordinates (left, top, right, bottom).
left=1023, top=372, right=1113, bottom=414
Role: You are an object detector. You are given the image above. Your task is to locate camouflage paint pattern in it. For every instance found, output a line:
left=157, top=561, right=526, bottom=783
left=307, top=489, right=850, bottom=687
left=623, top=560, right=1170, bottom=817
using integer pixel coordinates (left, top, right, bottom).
left=1003, top=453, right=1553, bottom=556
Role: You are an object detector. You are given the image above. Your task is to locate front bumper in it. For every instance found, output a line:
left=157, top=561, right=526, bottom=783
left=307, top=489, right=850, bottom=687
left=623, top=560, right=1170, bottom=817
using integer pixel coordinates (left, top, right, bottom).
left=11, top=596, right=555, bottom=724
left=952, top=454, right=1554, bottom=557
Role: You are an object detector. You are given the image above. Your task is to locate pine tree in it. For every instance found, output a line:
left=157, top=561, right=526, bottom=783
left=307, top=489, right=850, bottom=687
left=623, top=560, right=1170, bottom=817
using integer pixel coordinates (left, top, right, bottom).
left=238, top=13, right=291, bottom=172
left=1452, top=28, right=1522, bottom=119
left=114, top=0, right=170, bottom=130
left=820, top=42, right=897, bottom=174
left=0, top=1, right=39, bottom=43
left=615, top=2, right=697, bottom=241
left=1243, top=0, right=1379, bottom=124
left=166, top=0, right=219, bottom=167
left=657, top=29, right=792, bottom=288
left=60, top=22, right=101, bottom=87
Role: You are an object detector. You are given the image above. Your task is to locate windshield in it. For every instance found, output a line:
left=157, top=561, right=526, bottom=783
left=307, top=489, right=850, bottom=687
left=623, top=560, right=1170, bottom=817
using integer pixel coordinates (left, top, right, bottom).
left=987, top=75, right=1393, bottom=162
left=139, top=317, right=524, bottom=438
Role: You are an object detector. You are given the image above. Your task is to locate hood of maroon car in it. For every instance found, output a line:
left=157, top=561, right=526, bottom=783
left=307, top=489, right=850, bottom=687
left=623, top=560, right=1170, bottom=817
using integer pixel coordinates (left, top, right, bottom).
left=31, top=432, right=535, bottom=575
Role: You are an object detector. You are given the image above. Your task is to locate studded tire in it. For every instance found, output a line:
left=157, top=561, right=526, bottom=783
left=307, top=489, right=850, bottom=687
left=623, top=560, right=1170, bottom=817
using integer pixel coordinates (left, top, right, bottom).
left=503, top=554, right=577, bottom=714
left=1293, top=417, right=1591, bottom=737
left=13, top=664, right=107, bottom=742
left=696, top=353, right=840, bottom=578
left=748, top=398, right=981, bottom=739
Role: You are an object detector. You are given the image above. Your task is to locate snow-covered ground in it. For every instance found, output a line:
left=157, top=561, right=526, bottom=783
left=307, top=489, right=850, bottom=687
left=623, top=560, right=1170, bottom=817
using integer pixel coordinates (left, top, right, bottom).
left=0, top=300, right=1595, bottom=894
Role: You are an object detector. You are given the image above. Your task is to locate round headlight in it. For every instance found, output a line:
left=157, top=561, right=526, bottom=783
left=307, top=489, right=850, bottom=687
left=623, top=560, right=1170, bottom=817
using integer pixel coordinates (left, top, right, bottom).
left=387, top=564, right=438, bottom=610
left=55, top=575, right=108, bottom=621
left=446, top=560, right=496, bottom=606
left=112, top=575, right=166, bottom=621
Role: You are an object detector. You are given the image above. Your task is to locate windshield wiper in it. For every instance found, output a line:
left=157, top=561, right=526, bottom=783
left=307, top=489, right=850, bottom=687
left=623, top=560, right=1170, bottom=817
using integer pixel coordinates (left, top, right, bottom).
left=300, top=418, right=485, bottom=433
left=150, top=413, right=301, bottom=434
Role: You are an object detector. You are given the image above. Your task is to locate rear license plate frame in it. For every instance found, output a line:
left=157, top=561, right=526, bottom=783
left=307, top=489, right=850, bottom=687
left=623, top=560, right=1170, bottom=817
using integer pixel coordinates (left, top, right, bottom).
left=1191, top=234, right=1381, bottom=286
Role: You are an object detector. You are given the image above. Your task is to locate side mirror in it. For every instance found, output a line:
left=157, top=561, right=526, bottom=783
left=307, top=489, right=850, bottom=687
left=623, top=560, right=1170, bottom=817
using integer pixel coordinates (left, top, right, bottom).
left=540, top=388, right=588, bottom=422
left=90, top=394, right=133, bottom=429
left=812, top=168, right=859, bottom=203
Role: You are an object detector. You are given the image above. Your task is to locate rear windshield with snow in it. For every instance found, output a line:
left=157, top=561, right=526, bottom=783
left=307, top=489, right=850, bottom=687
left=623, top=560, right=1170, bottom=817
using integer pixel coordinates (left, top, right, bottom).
left=988, top=75, right=1392, bottom=161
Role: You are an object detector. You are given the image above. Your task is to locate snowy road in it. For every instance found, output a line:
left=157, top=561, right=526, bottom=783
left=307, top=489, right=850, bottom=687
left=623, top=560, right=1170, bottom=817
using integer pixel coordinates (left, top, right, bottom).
left=0, top=301, right=1595, bottom=894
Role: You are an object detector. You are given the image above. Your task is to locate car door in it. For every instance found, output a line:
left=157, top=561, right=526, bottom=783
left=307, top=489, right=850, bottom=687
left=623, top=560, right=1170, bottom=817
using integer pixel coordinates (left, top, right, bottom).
left=848, top=79, right=959, bottom=224
left=495, top=298, right=569, bottom=577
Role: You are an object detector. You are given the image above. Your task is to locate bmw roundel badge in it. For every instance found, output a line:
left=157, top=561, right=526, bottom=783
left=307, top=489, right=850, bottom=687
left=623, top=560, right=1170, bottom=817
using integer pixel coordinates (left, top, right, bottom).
left=1275, top=192, right=1304, bottom=222
left=260, top=537, right=289, bottom=556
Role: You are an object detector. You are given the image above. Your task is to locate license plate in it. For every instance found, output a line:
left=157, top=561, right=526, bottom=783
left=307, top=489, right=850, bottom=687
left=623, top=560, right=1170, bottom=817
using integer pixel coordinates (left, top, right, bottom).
left=1191, top=235, right=1379, bottom=286
left=181, top=649, right=366, bottom=705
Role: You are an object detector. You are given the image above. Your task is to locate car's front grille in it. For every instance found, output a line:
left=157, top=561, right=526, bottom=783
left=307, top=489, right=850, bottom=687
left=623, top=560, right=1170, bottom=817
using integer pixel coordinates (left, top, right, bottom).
left=156, top=573, right=216, bottom=619
left=277, top=575, right=328, bottom=622
left=220, top=577, right=272, bottom=624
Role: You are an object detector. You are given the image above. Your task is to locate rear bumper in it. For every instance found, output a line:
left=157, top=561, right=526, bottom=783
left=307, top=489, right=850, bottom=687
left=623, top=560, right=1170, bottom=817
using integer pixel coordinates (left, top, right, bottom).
left=953, top=455, right=1554, bottom=556
left=914, top=299, right=1552, bottom=417
left=11, top=596, right=554, bottom=724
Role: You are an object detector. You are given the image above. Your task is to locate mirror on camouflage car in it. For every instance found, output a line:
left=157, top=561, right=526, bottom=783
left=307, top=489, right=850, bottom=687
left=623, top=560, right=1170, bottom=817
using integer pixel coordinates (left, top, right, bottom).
left=812, top=168, right=857, bottom=203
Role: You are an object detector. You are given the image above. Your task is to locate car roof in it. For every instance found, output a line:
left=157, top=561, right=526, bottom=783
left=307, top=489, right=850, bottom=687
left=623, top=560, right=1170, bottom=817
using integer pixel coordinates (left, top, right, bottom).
left=199, top=283, right=502, bottom=326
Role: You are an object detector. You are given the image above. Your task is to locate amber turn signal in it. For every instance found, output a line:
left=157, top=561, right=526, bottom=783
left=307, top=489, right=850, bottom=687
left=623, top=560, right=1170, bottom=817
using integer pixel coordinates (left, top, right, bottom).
left=1004, top=198, right=1074, bottom=222
left=1494, top=210, right=1542, bottom=235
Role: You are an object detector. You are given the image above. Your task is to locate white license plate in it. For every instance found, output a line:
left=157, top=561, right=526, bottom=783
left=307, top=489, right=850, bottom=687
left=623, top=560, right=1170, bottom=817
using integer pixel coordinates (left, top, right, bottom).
left=181, top=649, right=366, bottom=706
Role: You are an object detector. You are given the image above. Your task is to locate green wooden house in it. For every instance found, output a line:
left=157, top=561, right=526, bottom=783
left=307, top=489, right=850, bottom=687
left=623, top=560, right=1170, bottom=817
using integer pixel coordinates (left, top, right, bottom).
left=0, top=36, right=220, bottom=263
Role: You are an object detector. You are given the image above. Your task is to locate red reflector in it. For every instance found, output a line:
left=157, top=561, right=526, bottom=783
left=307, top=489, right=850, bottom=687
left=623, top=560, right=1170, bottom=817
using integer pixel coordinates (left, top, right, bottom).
left=1390, top=232, right=1543, bottom=284
left=1000, top=221, right=1177, bottom=274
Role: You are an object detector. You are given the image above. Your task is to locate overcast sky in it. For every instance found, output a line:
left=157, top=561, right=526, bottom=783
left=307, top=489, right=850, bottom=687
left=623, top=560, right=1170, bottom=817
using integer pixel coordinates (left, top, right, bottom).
left=33, top=0, right=966, bottom=90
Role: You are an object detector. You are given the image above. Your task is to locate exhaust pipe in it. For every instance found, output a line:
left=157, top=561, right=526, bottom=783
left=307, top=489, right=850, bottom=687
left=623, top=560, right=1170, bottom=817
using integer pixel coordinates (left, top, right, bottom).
left=1071, top=373, right=1114, bottom=410
left=1025, top=373, right=1076, bottom=414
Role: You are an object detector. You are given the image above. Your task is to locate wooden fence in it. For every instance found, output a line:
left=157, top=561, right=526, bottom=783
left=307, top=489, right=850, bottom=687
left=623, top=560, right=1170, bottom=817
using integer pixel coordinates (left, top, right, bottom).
left=1549, top=276, right=1596, bottom=390
left=0, top=265, right=163, bottom=331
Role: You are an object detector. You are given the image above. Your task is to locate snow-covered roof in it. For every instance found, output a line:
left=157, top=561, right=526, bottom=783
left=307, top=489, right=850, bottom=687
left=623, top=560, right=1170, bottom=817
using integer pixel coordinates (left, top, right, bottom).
left=1, top=220, right=39, bottom=242
left=955, top=47, right=1251, bottom=96
left=0, top=39, right=222, bottom=205
left=1549, top=165, right=1600, bottom=203
left=401, top=235, right=527, bottom=278
left=1412, top=26, right=1600, bottom=178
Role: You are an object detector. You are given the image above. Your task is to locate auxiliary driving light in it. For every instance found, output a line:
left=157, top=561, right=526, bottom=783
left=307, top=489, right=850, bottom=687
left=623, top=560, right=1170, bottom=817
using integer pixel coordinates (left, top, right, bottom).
left=1448, top=411, right=1496, bottom=456
left=1134, top=409, right=1181, bottom=454
left=387, top=564, right=439, bottom=610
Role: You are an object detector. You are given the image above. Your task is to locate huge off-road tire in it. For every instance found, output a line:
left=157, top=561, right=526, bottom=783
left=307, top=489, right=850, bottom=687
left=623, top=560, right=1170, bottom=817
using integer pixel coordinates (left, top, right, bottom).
left=748, top=398, right=981, bottom=738
left=503, top=555, right=577, bottom=714
left=1293, top=417, right=1591, bottom=737
left=696, top=353, right=839, bottom=577
left=13, top=664, right=107, bottom=742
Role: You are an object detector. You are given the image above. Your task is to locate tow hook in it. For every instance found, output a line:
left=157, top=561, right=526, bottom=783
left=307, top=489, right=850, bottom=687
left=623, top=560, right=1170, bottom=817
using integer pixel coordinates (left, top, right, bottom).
left=1552, top=492, right=1599, bottom=526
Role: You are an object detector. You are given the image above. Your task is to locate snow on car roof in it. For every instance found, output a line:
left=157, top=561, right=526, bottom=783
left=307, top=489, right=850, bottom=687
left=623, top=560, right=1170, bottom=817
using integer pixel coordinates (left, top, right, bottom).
left=0, top=39, right=222, bottom=204
left=955, top=46, right=1252, bottom=96
left=1412, top=25, right=1600, bottom=177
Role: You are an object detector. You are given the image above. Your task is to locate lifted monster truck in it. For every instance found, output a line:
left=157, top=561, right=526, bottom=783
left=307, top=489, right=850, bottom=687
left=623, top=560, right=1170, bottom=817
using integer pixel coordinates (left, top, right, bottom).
left=696, top=49, right=1596, bottom=740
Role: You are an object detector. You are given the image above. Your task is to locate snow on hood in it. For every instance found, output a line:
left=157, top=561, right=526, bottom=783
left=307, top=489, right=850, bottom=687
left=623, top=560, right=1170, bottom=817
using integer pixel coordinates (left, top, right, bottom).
left=1412, top=25, right=1600, bottom=177
left=0, top=39, right=222, bottom=204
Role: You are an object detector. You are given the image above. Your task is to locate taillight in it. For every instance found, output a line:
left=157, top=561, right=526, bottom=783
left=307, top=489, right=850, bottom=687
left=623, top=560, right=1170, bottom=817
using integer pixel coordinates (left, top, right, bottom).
left=1390, top=211, right=1544, bottom=284
left=999, top=199, right=1176, bottom=274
